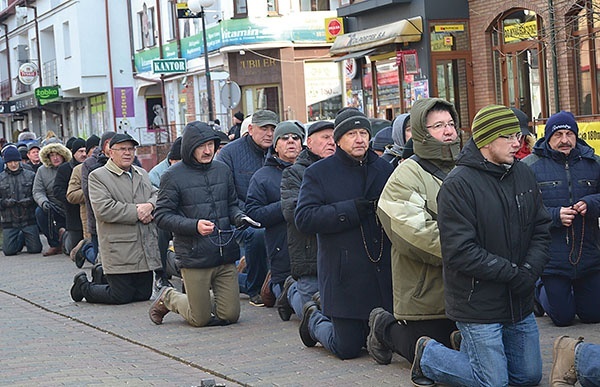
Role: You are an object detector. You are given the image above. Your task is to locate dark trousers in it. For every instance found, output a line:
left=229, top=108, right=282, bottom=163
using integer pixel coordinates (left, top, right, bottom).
left=35, top=206, right=65, bottom=247
left=238, top=227, right=268, bottom=297
left=309, top=310, right=368, bottom=360
left=2, top=225, right=42, bottom=255
left=81, top=271, right=153, bottom=304
left=374, top=309, right=456, bottom=363
left=537, top=272, right=600, bottom=326
left=156, top=226, right=172, bottom=279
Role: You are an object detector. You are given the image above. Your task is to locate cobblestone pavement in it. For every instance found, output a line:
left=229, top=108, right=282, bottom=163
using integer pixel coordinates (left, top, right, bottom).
left=1, top=250, right=598, bottom=386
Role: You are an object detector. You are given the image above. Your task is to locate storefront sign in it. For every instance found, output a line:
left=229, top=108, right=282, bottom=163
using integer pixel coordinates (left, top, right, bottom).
left=18, top=62, right=39, bottom=85
left=12, top=95, right=38, bottom=112
left=325, top=18, right=344, bottom=43
left=503, top=20, right=537, bottom=43
left=330, top=16, right=422, bottom=55
left=114, top=87, right=135, bottom=118
left=34, top=86, right=61, bottom=105
left=434, top=25, right=465, bottom=32
left=152, top=58, right=187, bottom=74
left=0, top=101, right=15, bottom=114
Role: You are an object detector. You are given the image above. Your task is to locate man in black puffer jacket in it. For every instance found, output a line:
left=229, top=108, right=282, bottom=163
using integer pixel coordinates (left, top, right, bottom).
left=150, top=121, right=256, bottom=327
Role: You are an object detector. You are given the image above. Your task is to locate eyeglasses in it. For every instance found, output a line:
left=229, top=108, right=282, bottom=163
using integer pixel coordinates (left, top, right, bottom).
left=111, top=146, right=136, bottom=153
left=280, top=134, right=301, bottom=141
left=426, top=121, right=456, bottom=130
left=498, top=133, right=523, bottom=143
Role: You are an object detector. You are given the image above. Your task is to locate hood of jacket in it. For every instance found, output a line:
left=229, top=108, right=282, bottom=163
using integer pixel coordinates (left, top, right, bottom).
left=181, top=121, right=220, bottom=168
left=531, top=136, right=596, bottom=163
left=383, top=113, right=410, bottom=158
left=39, top=142, right=72, bottom=168
left=410, top=98, right=460, bottom=170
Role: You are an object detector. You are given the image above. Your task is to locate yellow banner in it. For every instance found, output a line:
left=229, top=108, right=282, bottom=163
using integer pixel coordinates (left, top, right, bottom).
left=435, top=25, right=464, bottom=32
left=504, top=20, right=537, bottom=43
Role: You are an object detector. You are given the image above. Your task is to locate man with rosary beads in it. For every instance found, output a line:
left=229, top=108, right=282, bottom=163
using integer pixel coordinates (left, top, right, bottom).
left=522, top=111, right=600, bottom=328
left=149, top=121, right=258, bottom=327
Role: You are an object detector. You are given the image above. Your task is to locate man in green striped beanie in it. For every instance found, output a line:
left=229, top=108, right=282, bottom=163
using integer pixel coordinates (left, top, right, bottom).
left=472, top=104, right=522, bottom=149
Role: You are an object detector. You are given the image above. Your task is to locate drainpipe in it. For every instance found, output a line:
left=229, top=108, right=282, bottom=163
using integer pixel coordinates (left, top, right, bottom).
left=2, top=23, right=12, bottom=96
left=23, top=1, right=42, bottom=86
left=548, top=0, right=559, bottom=113
left=104, top=0, right=117, bottom=132
left=155, top=0, right=169, bottom=135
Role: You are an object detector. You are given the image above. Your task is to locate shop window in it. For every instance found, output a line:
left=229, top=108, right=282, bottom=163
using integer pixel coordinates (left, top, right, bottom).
left=234, top=0, right=247, bottom=17
left=490, top=9, right=546, bottom=121
left=138, top=4, right=156, bottom=49
left=569, top=1, right=600, bottom=115
left=267, top=0, right=279, bottom=15
left=300, top=0, right=332, bottom=11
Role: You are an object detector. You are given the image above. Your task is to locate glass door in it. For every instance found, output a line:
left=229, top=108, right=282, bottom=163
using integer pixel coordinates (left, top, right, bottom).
left=432, top=57, right=472, bottom=131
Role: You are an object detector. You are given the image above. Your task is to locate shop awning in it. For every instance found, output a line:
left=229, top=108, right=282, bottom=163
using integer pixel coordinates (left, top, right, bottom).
left=330, top=16, right=423, bottom=55
left=333, top=49, right=375, bottom=62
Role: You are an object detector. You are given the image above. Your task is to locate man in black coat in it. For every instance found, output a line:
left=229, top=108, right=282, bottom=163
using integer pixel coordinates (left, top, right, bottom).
left=54, top=138, right=87, bottom=254
left=276, top=120, right=335, bottom=321
left=295, top=109, right=394, bottom=360
left=150, top=122, right=256, bottom=327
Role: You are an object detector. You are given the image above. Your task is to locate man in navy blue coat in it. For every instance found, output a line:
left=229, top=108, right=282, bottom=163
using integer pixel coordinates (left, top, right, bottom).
left=523, top=111, right=600, bottom=327
left=295, top=108, right=394, bottom=360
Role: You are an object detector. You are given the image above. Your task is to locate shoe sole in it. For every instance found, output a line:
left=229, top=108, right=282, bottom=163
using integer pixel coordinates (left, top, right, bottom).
left=411, top=337, right=436, bottom=386
left=70, top=272, right=87, bottom=302
left=299, top=302, right=318, bottom=347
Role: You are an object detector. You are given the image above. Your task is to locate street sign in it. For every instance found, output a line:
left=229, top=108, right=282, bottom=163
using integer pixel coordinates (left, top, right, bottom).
left=152, top=58, right=187, bottom=74
left=220, top=81, right=241, bottom=110
left=325, top=18, right=344, bottom=43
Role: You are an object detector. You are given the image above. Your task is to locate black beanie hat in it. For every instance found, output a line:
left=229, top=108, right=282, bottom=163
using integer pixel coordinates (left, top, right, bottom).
left=333, top=108, right=371, bottom=142
left=70, top=138, right=86, bottom=155
left=168, top=137, right=182, bottom=161
left=3, top=146, right=21, bottom=163
left=308, top=120, right=334, bottom=137
left=66, top=137, right=77, bottom=151
left=86, top=135, right=100, bottom=154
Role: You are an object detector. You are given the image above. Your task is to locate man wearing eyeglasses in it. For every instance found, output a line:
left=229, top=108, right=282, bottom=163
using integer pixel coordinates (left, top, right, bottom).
left=70, top=133, right=161, bottom=305
left=367, top=98, right=460, bottom=367
left=246, top=120, right=304, bottom=311
left=522, top=111, right=600, bottom=334
left=410, top=105, right=551, bottom=386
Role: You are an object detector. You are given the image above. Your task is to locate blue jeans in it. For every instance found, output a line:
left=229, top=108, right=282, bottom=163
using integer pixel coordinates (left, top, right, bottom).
left=421, top=313, right=542, bottom=386
left=309, top=309, right=368, bottom=360
left=288, top=275, right=319, bottom=318
left=2, top=225, right=42, bottom=255
left=576, top=343, right=600, bottom=386
left=236, top=228, right=267, bottom=297
left=537, top=273, right=600, bottom=326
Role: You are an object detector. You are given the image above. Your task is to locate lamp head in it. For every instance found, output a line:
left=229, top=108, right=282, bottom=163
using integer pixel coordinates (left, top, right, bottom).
left=188, top=0, right=214, bottom=13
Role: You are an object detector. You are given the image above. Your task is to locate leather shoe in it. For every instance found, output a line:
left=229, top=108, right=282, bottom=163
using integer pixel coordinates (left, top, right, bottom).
left=411, top=336, right=435, bottom=386
left=43, top=246, right=62, bottom=256
left=550, top=335, right=583, bottom=386
left=367, top=307, right=392, bottom=365
left=149, top=286, right=172, bottom=325
left=70, top=272, right=88, bottom=302
left=299, top=301, right=318, bottom=347
left=276, top=275, right=295, bottom=321
left=311, top=291, right=321, bottom=309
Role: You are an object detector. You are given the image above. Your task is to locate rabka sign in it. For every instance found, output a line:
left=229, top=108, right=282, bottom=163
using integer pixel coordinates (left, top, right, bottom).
left=18, top=62, right=39, bottom=85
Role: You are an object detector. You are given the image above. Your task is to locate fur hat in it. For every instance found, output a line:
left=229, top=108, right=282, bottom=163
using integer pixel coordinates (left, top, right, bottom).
left=39, top=142, right=72, bottom=167
left=333, top=108, right=371, bottom=142
left=471, top=105, right=519, bottom=148
left=3, top=146, right=21, bottom=163
left=544, top=111, right=579, bottom=141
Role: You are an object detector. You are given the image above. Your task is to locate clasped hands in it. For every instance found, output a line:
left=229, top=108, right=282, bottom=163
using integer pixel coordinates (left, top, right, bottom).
left=560, top=200, right=587, bottom=227
left=136, top=203, right=154, bottom=224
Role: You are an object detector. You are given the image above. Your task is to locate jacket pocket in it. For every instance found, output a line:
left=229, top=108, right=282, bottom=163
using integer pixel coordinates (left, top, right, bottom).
left=107, top=232, right=138, bottom=265
left=515, top=189, right=535, bottom=231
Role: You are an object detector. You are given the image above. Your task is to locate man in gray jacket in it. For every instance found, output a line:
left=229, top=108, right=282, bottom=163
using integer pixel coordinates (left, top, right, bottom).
left=70, top=133, right=160, bottom=304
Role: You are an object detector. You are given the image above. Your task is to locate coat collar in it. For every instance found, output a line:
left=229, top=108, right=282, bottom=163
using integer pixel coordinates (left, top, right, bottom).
left=105, top=158, right=141, bottom=176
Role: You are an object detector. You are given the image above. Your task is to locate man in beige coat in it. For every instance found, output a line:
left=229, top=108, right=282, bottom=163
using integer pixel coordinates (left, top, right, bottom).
left=70, top=133, right=160, bottom=304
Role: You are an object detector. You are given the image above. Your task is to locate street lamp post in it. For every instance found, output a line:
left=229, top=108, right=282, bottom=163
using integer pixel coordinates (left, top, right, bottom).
left=188, top=0, right=215, bottom=122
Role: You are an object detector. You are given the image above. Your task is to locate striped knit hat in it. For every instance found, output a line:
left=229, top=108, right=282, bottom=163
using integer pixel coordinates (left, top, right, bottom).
left=471, top=105, right=519, bottom=148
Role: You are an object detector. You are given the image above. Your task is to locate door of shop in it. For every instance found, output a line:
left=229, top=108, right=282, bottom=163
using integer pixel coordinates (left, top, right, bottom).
left=431, top=55, right=473, bottom=132
left=242, top=85, right=281, bottom=116
left=498, top=42, right=544, bottom=121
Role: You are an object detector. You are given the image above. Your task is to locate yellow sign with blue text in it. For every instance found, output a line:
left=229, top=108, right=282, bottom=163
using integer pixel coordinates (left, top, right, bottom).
left=535, top=121, right=600, bottom=153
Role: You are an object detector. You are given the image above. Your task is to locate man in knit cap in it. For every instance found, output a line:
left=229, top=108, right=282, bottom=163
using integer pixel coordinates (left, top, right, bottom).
left=367, top=98, right=460, bottom=366
left=522, top=111, right=600, bottom=332
left=0, top=146, right=42, bottom=255
left=295, top=108, right=394, bottom=360
left=410, top=105, right=551, bottom=386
